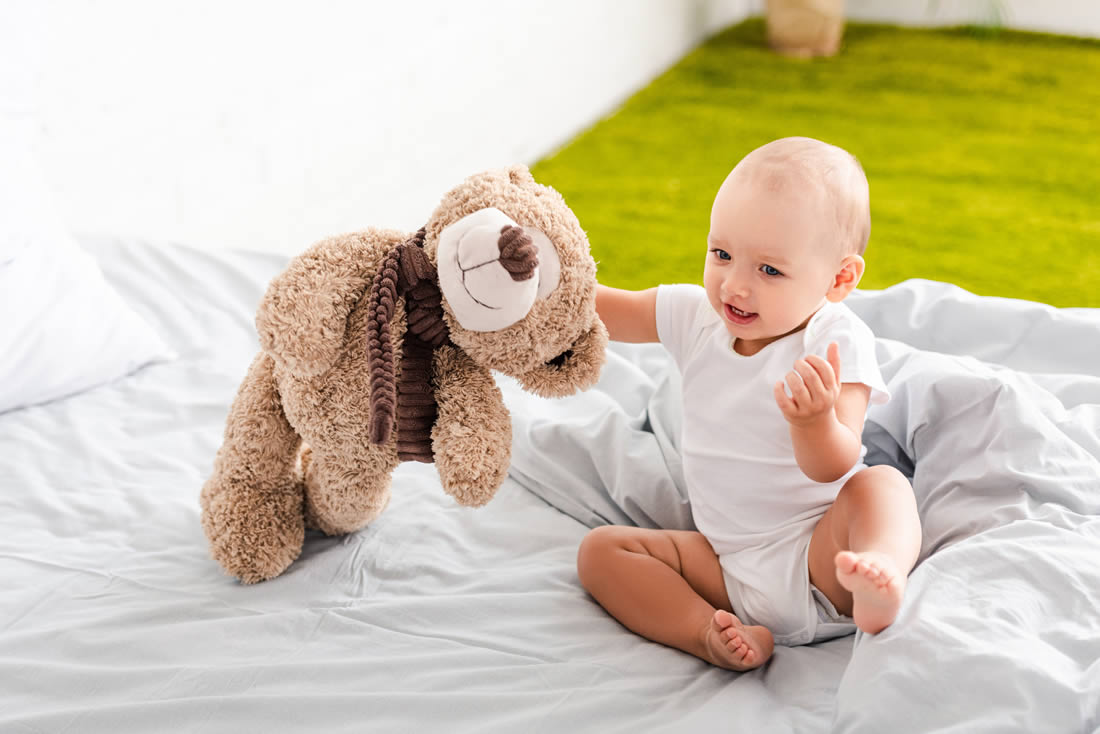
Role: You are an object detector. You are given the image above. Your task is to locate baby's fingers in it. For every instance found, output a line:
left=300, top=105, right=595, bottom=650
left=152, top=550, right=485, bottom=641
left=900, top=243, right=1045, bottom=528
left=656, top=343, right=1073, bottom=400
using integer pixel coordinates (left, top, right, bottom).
left=785, top=369, right=810, bottom=405
left=805, top=354, right=838, bottom=391
left=827, top=342, right=842, bottom=378
left=795, top=359, right=827, bottom=398
left=774, top=380, right=797, bottom=414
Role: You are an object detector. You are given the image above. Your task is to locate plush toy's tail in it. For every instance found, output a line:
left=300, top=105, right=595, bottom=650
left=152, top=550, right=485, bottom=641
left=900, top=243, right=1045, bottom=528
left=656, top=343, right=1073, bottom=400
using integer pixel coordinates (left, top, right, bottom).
left=200, top=353, right=305, bottom=584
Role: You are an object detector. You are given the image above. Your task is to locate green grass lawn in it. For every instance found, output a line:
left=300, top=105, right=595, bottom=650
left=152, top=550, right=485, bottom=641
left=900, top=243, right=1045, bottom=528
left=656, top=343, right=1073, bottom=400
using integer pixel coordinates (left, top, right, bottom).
left=532, top=19, right=1100, bottom=307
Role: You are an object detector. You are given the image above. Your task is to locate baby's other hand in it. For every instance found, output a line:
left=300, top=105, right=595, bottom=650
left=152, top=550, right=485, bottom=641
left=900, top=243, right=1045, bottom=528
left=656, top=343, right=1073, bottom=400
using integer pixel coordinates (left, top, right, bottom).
left=774, top=342, right=842, bottom=426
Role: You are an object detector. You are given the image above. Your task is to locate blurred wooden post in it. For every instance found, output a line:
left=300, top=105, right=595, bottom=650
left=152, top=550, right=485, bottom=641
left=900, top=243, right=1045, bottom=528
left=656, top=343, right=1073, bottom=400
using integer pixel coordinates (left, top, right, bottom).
left=765, top=0, right=846, bottom=57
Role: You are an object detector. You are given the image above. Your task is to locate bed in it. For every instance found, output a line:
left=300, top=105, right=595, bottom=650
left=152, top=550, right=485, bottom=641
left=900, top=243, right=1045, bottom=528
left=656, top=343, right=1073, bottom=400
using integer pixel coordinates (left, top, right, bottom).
left=2, top=234, right=1098, bottom=733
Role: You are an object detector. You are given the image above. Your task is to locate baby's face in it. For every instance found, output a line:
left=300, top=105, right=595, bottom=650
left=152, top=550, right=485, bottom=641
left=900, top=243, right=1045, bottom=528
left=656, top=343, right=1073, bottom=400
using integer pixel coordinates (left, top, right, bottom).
left=703, top=175, right=844, bottom=354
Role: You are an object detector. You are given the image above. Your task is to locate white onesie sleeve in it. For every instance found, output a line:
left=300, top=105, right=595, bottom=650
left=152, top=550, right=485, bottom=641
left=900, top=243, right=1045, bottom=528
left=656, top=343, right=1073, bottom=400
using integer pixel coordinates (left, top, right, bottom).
left=802, top=302, right=890, bottom=405
left=655, top=284, right=713, bottom=372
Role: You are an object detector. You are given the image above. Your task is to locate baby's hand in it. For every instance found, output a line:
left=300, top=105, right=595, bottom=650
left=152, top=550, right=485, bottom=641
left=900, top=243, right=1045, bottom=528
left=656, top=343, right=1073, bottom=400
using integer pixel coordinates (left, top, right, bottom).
left=774, top=342, right=842, bottom=426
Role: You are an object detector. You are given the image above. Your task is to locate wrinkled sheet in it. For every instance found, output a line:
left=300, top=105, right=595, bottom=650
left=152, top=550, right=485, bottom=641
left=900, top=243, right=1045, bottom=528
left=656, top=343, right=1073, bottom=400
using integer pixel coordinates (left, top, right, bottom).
left=2, top=235, right=1097, bottom=733
left=507, top=280, right=1100, bottom=733
left=0, top=237, right=850, bottom=734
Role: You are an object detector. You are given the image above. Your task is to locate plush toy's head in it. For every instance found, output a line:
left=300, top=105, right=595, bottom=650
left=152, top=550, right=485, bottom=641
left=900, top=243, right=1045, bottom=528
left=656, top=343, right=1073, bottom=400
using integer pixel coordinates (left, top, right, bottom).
left=421, top=165, right=607, bottom=397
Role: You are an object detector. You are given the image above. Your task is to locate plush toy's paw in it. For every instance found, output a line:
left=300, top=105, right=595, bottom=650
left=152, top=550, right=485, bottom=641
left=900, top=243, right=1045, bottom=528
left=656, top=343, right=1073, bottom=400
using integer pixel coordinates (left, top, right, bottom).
left=299, top=446, right=393, bottom=535
left=200, top=476, right=305, bottom=584
left=431, top=346, right=511, bottom=507
left=434, top=442, right=509, bottom=508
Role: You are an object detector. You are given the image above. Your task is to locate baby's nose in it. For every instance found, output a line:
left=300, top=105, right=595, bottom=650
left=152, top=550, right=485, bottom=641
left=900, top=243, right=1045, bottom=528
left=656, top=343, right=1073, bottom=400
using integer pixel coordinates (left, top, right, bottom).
left=724, top=274, right=750, bottom=297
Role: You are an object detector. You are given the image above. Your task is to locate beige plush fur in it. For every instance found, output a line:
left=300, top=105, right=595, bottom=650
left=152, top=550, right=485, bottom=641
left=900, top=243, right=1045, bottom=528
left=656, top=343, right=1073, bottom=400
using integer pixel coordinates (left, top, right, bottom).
left=200, top=166, right=608, bottom=583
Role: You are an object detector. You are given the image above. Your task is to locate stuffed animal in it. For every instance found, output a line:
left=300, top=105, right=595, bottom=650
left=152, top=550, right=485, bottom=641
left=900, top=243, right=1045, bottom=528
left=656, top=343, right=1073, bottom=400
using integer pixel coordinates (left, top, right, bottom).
left=200, top=166, right=608, bottom=583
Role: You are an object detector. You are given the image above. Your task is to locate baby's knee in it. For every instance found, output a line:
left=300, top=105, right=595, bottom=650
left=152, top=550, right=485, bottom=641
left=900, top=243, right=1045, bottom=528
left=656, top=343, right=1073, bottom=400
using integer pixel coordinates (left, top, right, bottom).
left=840, top=464, right=912, bottom=505
left=576, top=525, right=627, bottom=589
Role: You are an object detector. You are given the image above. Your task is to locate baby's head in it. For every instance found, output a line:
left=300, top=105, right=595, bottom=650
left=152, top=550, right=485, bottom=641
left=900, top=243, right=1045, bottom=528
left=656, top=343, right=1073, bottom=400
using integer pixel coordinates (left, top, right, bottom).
left=703, top=136, right=870, bottom=354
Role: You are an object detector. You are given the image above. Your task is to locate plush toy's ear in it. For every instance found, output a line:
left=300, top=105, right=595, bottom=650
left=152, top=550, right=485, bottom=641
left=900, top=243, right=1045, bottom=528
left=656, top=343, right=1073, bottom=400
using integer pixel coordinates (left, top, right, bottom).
left=367, top=228, right=449, bottom=447
left=507, top=164, right=537, bottom=186
left=256, top=238, right=374, bottom=378
left=514, top=319, right=608, bottom=398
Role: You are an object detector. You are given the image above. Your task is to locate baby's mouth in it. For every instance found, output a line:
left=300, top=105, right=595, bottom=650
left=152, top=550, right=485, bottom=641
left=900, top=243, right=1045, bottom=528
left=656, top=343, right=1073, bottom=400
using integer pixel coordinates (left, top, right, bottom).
left=724, top=303, right=758, bottom=325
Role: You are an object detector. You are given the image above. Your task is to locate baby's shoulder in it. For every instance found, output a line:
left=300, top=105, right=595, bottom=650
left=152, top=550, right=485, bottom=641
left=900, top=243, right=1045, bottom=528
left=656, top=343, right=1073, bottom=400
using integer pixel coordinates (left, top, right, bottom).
left=808, top=301, right=873, bottom=337
left=803, top=302, right=876, bottom=353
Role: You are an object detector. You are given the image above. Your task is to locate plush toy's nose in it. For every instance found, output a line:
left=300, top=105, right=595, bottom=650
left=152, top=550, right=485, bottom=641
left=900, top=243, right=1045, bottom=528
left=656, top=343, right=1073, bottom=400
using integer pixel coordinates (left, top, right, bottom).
left=497, top=225, right=538, bottom=282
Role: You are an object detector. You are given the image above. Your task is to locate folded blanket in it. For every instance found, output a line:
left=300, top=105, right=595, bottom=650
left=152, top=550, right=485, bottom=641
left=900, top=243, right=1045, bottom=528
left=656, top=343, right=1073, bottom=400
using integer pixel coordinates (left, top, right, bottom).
left=502, top=340, right=692, bottom=532
left=502, top=278, right=1100, bottom=733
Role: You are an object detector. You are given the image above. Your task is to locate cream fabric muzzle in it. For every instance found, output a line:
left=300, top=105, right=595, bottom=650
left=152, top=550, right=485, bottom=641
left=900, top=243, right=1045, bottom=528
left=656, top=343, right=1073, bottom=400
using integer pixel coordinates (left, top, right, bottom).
left=436, top=207, right=561, bottom=332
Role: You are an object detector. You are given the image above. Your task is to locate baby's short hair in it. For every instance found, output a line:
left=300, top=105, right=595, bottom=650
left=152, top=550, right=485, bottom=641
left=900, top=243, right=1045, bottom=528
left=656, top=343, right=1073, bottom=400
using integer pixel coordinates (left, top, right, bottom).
left=732, top=137, right=871, bottom=256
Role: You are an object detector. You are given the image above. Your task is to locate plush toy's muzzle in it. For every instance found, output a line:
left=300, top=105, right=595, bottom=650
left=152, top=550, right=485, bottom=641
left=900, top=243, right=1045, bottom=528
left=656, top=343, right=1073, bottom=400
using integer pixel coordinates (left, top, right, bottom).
left=436, top=207, right=561, bottom=333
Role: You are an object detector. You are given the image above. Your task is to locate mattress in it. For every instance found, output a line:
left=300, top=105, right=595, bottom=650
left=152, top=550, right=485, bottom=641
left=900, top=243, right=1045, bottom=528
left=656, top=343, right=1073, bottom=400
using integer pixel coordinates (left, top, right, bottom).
left=1, top=235, right=1097, bottom=732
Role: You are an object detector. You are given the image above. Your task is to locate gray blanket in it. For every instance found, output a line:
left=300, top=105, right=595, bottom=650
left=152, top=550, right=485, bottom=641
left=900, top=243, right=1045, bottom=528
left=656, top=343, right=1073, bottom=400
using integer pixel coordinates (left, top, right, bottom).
left=504, top=279, right=1100, bottom=732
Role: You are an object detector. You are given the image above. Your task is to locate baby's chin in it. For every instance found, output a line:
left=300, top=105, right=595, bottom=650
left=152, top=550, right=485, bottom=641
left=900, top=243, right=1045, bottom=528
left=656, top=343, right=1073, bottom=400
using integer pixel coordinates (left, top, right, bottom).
left=722, top=319, right=815, bottom=354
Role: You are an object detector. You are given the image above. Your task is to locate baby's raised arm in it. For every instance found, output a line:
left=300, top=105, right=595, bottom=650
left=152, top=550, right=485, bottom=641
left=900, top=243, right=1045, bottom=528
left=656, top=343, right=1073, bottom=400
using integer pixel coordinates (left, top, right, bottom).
left=596, top=285, right=659, bottom=343
left=775, top=343, right=870, bottom=483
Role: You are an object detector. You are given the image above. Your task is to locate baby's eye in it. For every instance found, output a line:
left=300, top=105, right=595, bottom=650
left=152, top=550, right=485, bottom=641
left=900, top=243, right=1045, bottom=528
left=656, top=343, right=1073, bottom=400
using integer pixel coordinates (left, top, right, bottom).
left=761, top=264, right=783, bottom=277
left=710, top=248, right=731, bottom=261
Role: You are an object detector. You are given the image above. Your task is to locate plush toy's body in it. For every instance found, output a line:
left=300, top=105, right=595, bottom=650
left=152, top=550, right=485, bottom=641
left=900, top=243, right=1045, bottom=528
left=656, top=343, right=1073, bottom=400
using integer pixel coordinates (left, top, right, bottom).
left=200, top=167, right=607, bottom=583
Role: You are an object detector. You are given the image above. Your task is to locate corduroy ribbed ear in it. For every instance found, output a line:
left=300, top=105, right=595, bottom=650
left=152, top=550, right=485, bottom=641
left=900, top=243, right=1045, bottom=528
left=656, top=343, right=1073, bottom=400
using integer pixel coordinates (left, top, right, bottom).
left=366, top=229, right=450, bottom=447
left=366, top=245, right=401, bottom=445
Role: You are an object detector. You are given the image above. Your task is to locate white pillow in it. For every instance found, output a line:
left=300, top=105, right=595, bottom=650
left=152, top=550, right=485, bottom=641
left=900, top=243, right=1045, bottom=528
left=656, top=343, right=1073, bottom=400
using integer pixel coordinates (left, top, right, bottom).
left=0, top=117, right=173, bottom=414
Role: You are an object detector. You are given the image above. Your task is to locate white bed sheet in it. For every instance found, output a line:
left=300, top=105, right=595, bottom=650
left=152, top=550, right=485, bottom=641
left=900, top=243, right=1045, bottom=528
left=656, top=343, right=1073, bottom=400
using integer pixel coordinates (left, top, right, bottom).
left=0, top=237, right=853, bottom=733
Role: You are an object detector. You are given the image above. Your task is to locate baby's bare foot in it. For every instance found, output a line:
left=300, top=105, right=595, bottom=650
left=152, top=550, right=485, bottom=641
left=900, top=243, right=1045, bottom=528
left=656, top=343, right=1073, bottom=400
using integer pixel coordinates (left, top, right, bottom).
left=835, top=550, right=906, bottom=634
left=701, top=610, right=774, bottom=671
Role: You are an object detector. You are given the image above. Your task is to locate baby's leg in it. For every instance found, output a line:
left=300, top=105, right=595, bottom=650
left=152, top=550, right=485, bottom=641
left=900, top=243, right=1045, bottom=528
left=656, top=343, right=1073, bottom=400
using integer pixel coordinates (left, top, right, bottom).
left=808, top=465, right=922, bottom=634
left=576, top=526, right=774, bottom=670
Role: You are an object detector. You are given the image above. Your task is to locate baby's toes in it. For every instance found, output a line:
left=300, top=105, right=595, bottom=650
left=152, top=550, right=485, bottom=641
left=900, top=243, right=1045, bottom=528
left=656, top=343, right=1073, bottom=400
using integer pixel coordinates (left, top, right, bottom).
left=836, top=550, right=860, bottom=575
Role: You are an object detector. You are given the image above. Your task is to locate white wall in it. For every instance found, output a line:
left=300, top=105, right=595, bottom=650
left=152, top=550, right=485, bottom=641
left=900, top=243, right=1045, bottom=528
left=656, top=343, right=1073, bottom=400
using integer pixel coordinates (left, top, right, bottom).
left=735, top=0, right=1100, bottom=37
left=4, top=0, right=1095, bottom=255
left=5, top=0, right=752, bottom=255
left=845, top=0, right=1100, bottom=38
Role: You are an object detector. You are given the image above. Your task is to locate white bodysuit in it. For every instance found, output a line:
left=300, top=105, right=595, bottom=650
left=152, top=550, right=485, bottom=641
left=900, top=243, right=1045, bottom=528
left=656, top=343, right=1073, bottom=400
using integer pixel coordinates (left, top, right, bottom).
left=656, top=284, right=890, bottom=645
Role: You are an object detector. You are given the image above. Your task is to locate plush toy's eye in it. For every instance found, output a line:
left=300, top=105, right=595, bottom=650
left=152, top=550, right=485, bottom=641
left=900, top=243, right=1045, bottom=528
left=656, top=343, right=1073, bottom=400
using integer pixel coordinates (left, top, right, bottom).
left=546, top=349, right=573, bottom=368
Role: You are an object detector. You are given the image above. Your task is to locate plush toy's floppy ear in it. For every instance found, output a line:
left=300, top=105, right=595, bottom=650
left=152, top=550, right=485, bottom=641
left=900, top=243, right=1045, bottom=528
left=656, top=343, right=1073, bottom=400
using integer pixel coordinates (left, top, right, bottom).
left=256, top=238, right=375, bottom=378
left=507, top=164, right=537, bottom=186
left=514, top=318, right=608, bottom=398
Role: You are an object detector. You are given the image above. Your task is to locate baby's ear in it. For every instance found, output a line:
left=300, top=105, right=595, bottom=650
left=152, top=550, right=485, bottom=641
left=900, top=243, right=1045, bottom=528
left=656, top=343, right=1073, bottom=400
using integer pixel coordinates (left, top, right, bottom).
left=827, top=254, right=865, bottom=301
left=515, top=320, right=608, bottom=398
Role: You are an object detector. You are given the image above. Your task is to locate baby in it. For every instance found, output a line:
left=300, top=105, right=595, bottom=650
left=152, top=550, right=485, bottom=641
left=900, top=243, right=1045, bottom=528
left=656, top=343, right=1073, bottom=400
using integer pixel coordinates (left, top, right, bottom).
left=576, top=137, right=922, bottom=670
